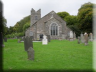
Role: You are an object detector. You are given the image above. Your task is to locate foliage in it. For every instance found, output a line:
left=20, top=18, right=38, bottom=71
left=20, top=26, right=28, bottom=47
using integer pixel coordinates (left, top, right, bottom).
left=13, top=22, right=20, bottom=32
left=13, top=15, right=30, bottom=33
left=3, top=17, right=7, bottom=36
left=23, top=22, right=30, bottom=32
left=77, top=2, right=93, bottom=33
left=5, top=15, right=30, bottom=38
left=8, top=26, right=14, bottom=34
left=68, top=25, right=81, bottom=37
left=5, top=32, right=24, bottom=38
left=64, top=15, right=78, bottom=25
left=57, top=11, right=70, bottom=19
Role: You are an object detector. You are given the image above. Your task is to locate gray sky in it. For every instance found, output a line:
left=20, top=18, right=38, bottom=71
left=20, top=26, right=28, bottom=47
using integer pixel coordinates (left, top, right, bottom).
left=2, top=0, right=96, bottom=27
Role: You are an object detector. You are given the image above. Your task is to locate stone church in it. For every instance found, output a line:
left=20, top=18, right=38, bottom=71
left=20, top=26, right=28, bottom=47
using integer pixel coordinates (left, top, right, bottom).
left=25, top=8, right=72, bottom=40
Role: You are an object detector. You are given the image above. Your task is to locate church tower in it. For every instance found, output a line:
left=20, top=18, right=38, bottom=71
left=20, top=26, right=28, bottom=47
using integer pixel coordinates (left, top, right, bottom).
left=30, top=8, right=41, bottom=26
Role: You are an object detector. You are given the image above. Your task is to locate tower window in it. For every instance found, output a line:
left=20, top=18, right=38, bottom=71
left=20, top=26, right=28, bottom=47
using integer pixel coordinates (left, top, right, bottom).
left=35, top=16, right=38, bottom=20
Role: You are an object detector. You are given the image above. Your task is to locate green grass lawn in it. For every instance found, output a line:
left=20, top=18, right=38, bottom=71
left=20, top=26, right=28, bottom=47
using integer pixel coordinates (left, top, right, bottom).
left=3, top=39, right=93, bottom=71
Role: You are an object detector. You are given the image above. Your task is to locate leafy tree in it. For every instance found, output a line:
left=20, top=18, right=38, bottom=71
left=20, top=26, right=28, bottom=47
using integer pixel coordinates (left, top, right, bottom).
left=77, top=2, right=93, bottom=33
left=13, top=22, right=20, bottom=33
left=3, top=17, right=8, bottom=36
left=57, top=11, right=70, bottom=19
left=23, top=22, right=30, bottom=32
left=64, top=15, right=78, bottom=25
left=68, top=25, right=81, bottom=37
left=14, top=15, right=30, bottom=33
left=8, top=26, right=14, bottom=34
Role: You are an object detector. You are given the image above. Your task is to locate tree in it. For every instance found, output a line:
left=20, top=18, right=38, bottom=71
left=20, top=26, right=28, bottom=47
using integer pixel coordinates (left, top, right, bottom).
left=77, top=2, right=93, bottom=33
left=57, top=11, right=70, bottom=19
left=3, top=17, right=8, bottom=36
left=64, top=15, right=78, bottom=26
left=23, top=22, right=30, bottom=32
left=13, top=22, right=20, bottom=33
left=8, top=26, right=14, bottom=34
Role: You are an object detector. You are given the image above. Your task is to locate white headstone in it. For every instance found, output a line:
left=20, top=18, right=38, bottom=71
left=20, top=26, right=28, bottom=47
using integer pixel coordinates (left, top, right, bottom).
left=89, top=33, right=93, bottom=41
left=42, top=35, right=48, bottom=45
left=84, top=33, right=88, bottom=45
left=84, top=32, right=87, bottom=35
left=70, top=31, right=73, bottom=38
left=69, top=31, right=73, bottom=41
left=80, top=33, right=85, bottom=43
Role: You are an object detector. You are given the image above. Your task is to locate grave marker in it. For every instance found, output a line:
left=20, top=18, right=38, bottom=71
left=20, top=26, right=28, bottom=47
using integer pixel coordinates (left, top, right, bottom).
left=89, top=33, right=93, bottom=41
left=27, top=47, right=34, bottom=60
left=78, top=36, right=80, bottom=44
left=84, top=32, right=88, bottom=45
left=46, top=35, right=50, bottom=42
left=42, top=35, right=48, bottom=45
left=24, top=36, right=34, bottom=60
left=69, top=31, right=73, bottom=41
left=80, top=33, right=84, bottom=43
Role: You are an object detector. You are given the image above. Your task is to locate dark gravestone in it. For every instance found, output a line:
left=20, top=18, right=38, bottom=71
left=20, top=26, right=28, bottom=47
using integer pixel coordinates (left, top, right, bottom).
left=27, top=47, right=34, bottom=60
left=24, top=36, right=33, bottom=51
left=78, top=36, right=80, bottom=44
left=28, top=36, right=33, bottom=48
left=24, top=36, right=34, bottom=60
left=47, top=35, right=50, bottom=42
left=30, top=36, right=33, bottom=48
left=24, top=36, right=28, bottom=51
left=4, top=37, right=7, bottom=42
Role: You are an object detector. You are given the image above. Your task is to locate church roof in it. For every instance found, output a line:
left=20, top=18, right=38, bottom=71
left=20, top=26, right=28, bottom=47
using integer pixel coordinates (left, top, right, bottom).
left=30, top=10, right=66, bottom=27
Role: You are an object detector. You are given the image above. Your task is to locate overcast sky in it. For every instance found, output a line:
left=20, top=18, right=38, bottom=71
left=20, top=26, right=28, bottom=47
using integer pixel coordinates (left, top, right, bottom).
left=2, top=0, right=96, bottom=28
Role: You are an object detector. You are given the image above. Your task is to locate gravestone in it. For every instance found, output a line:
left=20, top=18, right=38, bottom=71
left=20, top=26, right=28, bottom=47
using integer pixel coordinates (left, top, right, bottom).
left=4, top=37, right=7, bottom=42
left=24, top=36, right=33, bottom=51
left=24, top=36, right=28, bottom=51
left=73, top=32, right=76, bottom=40
left=42, top=35, right=48, bottom=45
left=78, top=36, right=80, bottom=44
left=80, top=33, right=84, bottom=43
left=20, top=37, right=24, bottom=41
left=18, top=39, right=21, bottom=43
left=27, top=47, right=34, bottom=60
left=89, top=33, right=93, bottom=41
left=69, top=31, right=73, bottom=41
left=46, top=35, right=50, bottom=42
left=24, top=36, right=34, bottom=60
left=84, top=33, right=88, bottom=45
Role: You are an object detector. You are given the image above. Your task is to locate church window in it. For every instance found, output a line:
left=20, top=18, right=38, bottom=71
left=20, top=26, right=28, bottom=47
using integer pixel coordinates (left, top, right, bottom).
left=51, top=23, right=58, bottom=35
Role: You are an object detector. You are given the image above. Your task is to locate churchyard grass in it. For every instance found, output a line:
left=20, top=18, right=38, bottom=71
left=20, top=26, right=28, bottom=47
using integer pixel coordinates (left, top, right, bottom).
left=3, top=39, right=92, bottom=71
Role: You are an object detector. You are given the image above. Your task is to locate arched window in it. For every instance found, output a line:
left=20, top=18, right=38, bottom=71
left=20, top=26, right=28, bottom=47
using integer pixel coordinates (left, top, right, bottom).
left=51, top=23, right=58, bottom=35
